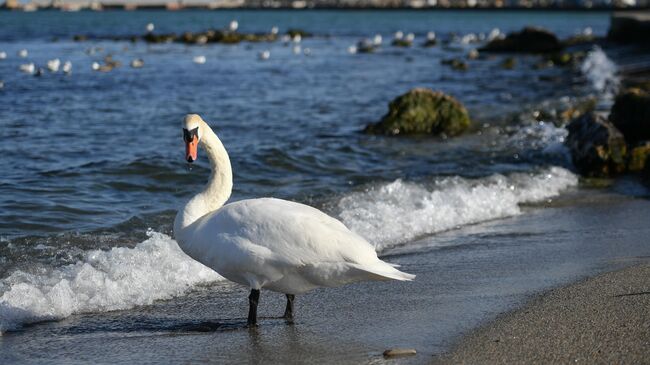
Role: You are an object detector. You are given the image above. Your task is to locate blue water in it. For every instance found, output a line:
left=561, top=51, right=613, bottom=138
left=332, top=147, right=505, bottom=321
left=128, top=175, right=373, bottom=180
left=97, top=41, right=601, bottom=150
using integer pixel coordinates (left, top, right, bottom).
left=0, top=10, right=609, bottom=239
left=7, top=13, right=650, bottom=359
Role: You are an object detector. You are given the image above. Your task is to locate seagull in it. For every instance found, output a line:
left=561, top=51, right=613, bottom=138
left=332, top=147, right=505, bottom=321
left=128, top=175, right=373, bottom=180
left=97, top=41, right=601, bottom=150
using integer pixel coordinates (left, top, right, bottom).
left=146, top=23, right=155, bottom=33
left=47, top=58, right=61, bottom=72
left=271, top=26, right=279, bottom=35
left=62, top=61, right=72, bottom=74
left=193, top=55, right=206, bottom=64
left=0, top=51, right=7, bottom=60
left=229, top=20, right=238, bottom=32
left=347, top=45, right=357, bottom=54
left=18, top=49, right=28, bottom=58
left=258, top=50, right=270, bottom=60
left=394, top=31, right=404, bottom=40
left=130, top=58, right=144, bottom=68
left=20, top=63, right=35, bottom=74
left=373, top=34, right=383, bottom=46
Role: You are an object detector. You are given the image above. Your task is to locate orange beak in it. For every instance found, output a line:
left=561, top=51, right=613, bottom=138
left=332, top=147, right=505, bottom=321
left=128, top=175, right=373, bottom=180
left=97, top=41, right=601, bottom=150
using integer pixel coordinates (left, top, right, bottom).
left=185, top=135, right=198, bottom=163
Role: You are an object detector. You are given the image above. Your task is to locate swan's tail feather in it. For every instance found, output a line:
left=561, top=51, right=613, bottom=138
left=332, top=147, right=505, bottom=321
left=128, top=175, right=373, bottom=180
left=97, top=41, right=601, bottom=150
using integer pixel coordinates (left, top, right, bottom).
left=350, top=262, right=415, bottom=281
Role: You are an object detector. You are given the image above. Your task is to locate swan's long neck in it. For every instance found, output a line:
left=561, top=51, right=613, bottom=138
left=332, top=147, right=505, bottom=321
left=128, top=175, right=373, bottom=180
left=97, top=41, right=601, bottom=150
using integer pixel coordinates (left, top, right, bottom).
left=174, top=122, right=233, bottom=235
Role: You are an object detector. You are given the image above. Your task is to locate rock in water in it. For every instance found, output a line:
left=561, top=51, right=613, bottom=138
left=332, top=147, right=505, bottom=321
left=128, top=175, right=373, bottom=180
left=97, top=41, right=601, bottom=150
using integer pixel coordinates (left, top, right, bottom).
left=608, top=12, right=650, bottom=45
left=566, top=112, right=627, bottom=177
left=480, top=27, right=562, bottom=53
left=609, top=88, right=650, bottom=144
left=364, top=88, right=471, bottom=136
left=628, top=141, right=650, bottom=172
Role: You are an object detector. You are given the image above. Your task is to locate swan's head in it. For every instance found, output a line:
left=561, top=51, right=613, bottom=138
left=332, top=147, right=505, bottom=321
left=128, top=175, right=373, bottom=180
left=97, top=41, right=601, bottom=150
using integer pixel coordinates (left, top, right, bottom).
left=182, top=114, right=204, bottom=163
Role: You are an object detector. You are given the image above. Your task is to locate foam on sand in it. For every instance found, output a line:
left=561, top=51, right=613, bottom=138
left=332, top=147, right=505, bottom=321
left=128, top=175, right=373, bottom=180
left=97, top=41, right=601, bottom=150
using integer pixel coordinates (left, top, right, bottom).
left=0, top=230, right=222, bottom=334
left=336, top=167, right=578, bottom=251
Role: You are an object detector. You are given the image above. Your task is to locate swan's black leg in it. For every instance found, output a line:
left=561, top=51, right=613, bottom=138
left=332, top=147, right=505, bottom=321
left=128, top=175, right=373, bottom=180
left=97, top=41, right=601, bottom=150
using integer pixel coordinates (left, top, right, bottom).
left=283, top=294, right=295, bottom=321
left=247, top=289, right=260, bottom=326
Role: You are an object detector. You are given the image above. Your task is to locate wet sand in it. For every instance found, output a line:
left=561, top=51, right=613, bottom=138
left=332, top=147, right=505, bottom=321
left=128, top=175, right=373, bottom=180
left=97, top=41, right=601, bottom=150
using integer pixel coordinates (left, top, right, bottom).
left=2, top=191, right=650, bottom=364
left=433, top=263, right=650, bottom=364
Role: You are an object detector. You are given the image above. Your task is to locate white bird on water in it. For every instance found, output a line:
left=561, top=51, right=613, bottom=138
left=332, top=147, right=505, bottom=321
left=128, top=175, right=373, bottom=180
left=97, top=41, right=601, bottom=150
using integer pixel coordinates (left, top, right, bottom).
left=20, top=63, right=35, bottom=74
left=193, top=55, right=206, bottom=64
left=146, top=23, right=155, bottom=33
left=174, top=115, right=415, bottom=326
left=259, top=50, right=270, bottom=60
left=18, top=49, right=28, bottom=58
left=47, top=58, right=60, bottom=72
left=62, top=60, right=72, bottom=74
left=0, top=51, right=7, bottom=60
left=229, top=20, right=238, bottom=32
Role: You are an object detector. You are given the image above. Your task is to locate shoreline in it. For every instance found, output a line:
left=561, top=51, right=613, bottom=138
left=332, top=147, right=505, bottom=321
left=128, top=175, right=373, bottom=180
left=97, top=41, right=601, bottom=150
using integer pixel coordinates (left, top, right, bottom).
left=433, top=262, right=650, bottom=364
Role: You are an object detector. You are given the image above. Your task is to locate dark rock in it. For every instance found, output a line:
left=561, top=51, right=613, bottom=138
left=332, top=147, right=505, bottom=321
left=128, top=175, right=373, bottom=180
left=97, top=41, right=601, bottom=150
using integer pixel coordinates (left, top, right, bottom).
left=286, top=29, right=311, bottom=38
left=441, top=58, right=468, bottom=71
left=544, top=51, right=585, bottom=67
left=608, top=12, right=650, bottom=45
left=364, top=88, right=471, bottom=136
left=357, top=39, right=377, bottom=53
left=480, top=27, right=562, bottom=54
left=422, top=39, right=437, bottom=47
left=566, top=112, right=627, bottom=177
left=73, top=34, right=88, bottom=42
left=392, top=39, right=412, bottom=47
left=501, top=57, right=516, bottom=69
left=562, top=33, right=597, bottom=47
left=628, top=141, right=650, bottom=172
left=609, top=88, right=650, bottom=144
left=143, top=33, right=177, bottom=43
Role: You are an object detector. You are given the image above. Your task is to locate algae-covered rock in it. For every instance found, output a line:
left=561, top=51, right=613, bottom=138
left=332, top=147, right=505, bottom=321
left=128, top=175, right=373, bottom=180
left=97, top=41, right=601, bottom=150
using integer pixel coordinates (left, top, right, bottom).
left=143, top=33, right=177, bottom=43
left=441, top=58, right=468, bottom=71
left=364, top=88, right=471, bottom=136
left=480, top=27, right=562, bottom=53
left=566, top=112, right=627, bottom=177
left=392, top=39, right=412, bottom=47
left=422, top=39, right=437, bottom=47
left=501, top=57, right=516, bottom=69
left=609, top=88, right=650, bottom=144
left=286, top=29, right=311, bottom=38
left=628, top=141, right=650, bottom=172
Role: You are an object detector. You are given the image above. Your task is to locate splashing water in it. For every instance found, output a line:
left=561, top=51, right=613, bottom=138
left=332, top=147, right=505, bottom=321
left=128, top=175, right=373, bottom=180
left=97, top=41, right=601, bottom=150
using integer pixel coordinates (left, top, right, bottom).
left=336, top=167, right=578, bottom=251
left=580, top=46, right=620, bottom=100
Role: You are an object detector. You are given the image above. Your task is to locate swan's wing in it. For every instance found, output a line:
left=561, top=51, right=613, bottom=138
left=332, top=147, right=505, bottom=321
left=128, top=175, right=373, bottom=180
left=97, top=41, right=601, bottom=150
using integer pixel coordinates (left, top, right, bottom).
left=185, top=198, right=414, bottom=289
left=200, top=198, right=379, bottom=266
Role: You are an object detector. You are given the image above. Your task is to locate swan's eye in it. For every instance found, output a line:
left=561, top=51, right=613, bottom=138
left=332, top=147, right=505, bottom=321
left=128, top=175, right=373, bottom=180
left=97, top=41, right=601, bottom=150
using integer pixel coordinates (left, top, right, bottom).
left=183, top=127, right=199, bottom=143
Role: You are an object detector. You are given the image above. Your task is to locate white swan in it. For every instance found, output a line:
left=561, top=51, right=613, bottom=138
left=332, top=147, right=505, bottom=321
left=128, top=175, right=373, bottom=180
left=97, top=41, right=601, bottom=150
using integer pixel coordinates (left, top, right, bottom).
left=173, top=114, right=415, bottom=326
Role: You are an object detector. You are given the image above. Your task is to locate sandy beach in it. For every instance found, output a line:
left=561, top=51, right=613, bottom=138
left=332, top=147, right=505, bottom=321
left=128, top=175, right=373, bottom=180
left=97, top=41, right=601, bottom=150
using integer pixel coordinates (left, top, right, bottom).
left=434, top=263, right=650, bottom=364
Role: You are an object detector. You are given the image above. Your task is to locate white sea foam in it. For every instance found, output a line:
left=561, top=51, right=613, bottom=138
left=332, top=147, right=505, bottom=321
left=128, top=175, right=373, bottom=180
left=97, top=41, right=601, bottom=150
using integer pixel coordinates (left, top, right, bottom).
left=0, top=230, right=221, bottom=334
left=0, top=168, right=577, bottom=333
left=580, top=46, right=620, bottom=99
left=336, top=167, right=577, bottom=251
